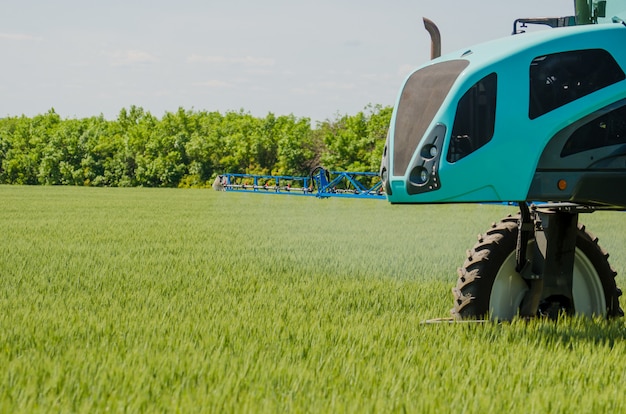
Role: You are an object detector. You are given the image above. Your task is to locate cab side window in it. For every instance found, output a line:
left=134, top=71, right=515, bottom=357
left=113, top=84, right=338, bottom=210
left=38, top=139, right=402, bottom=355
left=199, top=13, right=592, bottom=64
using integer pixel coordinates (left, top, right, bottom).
left=562, top=101, right=626, bottom=157
left=529, top=49, right=625, bottom=120
left=447, top=73, right=497, bottom=163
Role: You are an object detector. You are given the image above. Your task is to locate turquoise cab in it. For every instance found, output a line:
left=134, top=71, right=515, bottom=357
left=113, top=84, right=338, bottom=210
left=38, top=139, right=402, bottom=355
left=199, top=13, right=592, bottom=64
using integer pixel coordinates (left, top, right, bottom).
left=380, top=23, right=626, bottom=208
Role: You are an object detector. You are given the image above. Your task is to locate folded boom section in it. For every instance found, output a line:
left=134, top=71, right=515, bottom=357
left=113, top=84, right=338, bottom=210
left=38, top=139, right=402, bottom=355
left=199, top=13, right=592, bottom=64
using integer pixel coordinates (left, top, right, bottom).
left=215, top=168, right=385, bottom=199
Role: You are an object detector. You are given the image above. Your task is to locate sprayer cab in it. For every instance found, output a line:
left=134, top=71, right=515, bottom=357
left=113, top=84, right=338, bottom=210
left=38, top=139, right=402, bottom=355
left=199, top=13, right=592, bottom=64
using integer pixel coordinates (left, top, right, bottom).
left=380, top=22, right=626, bottom=209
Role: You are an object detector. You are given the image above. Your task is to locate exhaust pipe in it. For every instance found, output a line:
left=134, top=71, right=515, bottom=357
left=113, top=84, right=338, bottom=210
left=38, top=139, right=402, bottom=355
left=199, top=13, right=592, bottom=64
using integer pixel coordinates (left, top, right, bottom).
left=423, top=17, right=441, bottom=59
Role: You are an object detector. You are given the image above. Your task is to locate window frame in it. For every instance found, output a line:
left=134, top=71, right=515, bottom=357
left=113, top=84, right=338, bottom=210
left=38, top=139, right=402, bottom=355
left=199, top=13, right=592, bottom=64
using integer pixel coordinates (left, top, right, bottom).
left=529, top=48, right=625, bottom=120
left=447, top=72, right=498, bottom=163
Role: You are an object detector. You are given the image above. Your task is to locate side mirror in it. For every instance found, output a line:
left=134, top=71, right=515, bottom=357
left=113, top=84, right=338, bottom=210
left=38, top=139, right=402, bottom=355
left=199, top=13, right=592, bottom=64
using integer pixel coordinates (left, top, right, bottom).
left=597, top=0, right=607, bottom=18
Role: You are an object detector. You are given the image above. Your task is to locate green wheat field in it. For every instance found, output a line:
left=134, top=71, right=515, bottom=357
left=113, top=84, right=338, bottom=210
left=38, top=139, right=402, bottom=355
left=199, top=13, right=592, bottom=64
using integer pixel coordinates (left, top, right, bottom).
left=2, top=185, right=626, bottom=413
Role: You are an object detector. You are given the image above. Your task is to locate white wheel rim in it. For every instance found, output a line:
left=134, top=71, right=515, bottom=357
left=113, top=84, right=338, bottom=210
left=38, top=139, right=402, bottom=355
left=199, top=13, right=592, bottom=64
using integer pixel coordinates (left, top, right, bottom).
left=489, top=242, right=606, bottom=320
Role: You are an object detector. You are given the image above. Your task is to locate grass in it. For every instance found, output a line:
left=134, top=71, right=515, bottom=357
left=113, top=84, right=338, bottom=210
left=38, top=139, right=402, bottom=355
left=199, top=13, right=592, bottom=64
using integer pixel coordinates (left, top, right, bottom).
left=1, top=185, right=626, bottom=412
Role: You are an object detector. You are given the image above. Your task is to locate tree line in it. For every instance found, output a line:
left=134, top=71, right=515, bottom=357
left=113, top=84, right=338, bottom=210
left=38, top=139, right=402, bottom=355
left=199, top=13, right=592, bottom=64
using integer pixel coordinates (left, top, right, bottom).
left=0, top=105, right=392, bottom=187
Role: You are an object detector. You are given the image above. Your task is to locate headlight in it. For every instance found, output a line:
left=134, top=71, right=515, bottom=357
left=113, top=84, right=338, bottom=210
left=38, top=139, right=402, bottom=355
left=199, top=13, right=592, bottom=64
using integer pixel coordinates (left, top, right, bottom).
left=410, top=166, right=430, bottom=186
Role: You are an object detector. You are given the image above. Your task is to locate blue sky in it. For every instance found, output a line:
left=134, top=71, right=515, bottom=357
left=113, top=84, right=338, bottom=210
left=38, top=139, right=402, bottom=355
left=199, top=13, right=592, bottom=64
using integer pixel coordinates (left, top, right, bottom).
left=1, top=0, right=574, bottom=122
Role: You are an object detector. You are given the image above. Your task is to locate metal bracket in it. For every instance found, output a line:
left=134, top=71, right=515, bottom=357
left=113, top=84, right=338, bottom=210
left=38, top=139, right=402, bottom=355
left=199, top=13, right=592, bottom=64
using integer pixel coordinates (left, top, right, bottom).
left=515, top=201, right=589, bottom=317
left=515, top=202, right=533, bottom=275
left=516, top=203, right=581, bottom=318
left=533, top=210, right=579, bottom=318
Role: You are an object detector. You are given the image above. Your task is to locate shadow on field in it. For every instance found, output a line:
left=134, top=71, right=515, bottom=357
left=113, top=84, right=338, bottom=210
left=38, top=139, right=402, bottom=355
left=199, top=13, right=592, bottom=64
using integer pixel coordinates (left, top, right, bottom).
left=432, top=316, right=626, bottom=350
left=526, top=318, right=626, bottom=349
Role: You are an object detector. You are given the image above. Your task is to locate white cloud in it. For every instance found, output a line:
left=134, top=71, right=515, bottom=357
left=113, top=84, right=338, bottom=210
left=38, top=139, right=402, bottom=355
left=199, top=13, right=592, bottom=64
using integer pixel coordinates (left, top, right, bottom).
left=192, top=80, right=233, bottom=88
left=398, top=64, right=415, bottom=77
left=290, top=80, right=355, bottom=96
left=106, top=50, right=159, bottom=66
left=0, top=32, right=43, bottom=41
left=361, top=73, right=392, bottom=82
left=318, top=81, right=355, bottom=90
left=324, top=69, right=354, bottom=76
left=290, top=87, right=318, bottom=96
left=187, top=54, right=275, bottom=67
left=343, top=39, right=362, bottom=47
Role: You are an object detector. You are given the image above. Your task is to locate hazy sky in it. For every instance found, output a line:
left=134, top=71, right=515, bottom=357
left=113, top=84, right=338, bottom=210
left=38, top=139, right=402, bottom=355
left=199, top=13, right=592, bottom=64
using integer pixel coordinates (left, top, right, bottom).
left=1, top=0, right=574, bottom=122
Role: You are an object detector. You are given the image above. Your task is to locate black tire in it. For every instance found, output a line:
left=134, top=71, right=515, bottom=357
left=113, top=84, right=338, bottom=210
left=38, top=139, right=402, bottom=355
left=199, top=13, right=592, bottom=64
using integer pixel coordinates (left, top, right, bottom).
left=451, top=215, right=623, bottom=320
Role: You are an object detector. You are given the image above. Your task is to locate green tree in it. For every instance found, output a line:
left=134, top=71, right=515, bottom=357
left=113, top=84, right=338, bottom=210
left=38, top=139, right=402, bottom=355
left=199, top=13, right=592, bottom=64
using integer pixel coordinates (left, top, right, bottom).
left=0, top=104, right=392, bottom=187
left=184, top=111, right=225, bottom=187
left=273, top=114, right=315, bottom=176
left=319, top=105, right=391, bottom=172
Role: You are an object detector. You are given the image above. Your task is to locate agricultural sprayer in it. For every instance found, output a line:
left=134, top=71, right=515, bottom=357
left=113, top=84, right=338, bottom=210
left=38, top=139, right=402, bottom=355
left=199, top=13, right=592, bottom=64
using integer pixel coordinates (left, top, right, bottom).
left=380, top=0, right=626, bottom=320
left=214, top=167, right=384, bottom=199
